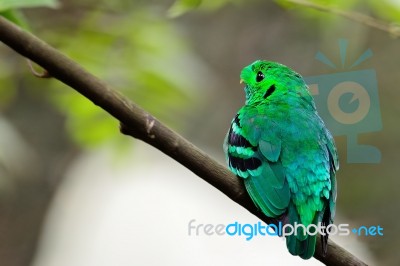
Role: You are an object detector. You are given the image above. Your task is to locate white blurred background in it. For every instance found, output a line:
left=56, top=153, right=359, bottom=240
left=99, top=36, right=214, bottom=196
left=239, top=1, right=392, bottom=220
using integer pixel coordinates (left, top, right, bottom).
left=32, top=142, right=376, bottom=266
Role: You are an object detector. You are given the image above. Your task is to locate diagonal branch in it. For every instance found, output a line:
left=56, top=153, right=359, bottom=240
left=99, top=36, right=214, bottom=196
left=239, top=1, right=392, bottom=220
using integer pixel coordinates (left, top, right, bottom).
left=0, top=16, right=367, bottom=266
left=284, top=0, right=400, bottom=38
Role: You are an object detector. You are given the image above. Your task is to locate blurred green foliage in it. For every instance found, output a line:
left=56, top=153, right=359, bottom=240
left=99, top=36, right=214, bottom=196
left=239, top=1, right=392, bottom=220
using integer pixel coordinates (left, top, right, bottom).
left=44, top=7, right=198, bottom=147
left=276, top=0, right=400, bottom=29
left=1, top=0, right=399, bottom=149
left=0, top=9, right=29, bottom=29
left=1, top=1, right=201, bottom=148
left=170, top=0, right=400, bottom=22
left=168, top=0, right=244, bottom=16
left=0, top=53, right=14, bottom=107
left=0, top=0, right=58, bottom=29
left=168, top=0, right=202, bottom=17
left=0, top=0, right=58, bottom=10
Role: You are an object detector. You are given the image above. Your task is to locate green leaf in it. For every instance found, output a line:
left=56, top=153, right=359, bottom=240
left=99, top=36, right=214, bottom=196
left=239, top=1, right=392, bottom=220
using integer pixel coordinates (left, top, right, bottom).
left=168, top=0, right=202, bottom=18
left=0, top=0, right=59, bottom=11
left=0, top=9, right=30, bottom=30
left=167, top=0, right=246, bottom=17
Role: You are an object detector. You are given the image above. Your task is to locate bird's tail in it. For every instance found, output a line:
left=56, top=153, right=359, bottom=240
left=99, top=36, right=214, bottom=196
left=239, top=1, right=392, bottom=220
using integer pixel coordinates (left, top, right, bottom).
left=285, top=203, right=318, bottom=260
left=320, top=199, right=332, bottom=256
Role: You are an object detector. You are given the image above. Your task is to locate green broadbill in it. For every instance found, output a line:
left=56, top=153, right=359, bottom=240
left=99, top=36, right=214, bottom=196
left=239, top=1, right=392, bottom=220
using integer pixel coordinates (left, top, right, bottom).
left=223, top=60, right=339, bottom=259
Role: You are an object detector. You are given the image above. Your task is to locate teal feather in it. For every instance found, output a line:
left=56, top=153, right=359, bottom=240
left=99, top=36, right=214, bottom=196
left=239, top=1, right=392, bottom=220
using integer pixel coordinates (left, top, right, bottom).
left=244, top=161, right=290, bottom=217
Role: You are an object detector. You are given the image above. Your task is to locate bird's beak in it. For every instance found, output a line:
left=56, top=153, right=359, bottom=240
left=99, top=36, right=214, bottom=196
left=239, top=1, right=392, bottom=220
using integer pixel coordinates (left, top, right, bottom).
left=240, top=79, right=244, bottom=84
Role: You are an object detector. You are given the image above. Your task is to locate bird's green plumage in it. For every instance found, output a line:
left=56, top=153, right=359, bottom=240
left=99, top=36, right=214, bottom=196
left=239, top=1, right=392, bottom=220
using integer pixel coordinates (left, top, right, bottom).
left=224, top=60, right=339, bottom=259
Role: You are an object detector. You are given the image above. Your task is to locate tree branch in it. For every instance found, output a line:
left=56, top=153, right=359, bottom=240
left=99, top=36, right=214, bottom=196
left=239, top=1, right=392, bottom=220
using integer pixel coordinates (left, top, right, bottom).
left=0, top=16, right=367, bottom=266
left=284, top=0, right=400, bottom=38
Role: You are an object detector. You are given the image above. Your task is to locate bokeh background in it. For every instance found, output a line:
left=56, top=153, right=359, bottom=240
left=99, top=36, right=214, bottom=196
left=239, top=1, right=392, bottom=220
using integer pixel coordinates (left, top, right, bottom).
left=0, top=0, right=399, bottom=265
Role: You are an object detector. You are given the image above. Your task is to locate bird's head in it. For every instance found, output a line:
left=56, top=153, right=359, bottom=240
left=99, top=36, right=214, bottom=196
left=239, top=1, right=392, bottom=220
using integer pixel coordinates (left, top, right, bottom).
left=240, top=60, right=310, bottom=105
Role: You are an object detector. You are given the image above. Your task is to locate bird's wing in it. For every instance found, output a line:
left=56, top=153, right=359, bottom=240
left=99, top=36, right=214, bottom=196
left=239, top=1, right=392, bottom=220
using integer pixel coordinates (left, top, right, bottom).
left=224, top=111, right=290, bottom=218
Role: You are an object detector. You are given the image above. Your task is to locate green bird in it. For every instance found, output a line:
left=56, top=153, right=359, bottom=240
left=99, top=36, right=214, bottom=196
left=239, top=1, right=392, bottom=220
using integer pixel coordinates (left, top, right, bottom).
left=223, top=60, right=339, bottom=259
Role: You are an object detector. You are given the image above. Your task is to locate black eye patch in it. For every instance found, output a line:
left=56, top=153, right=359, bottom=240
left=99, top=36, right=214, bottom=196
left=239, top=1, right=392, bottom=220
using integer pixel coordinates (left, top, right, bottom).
left=256, top=71, right=265, bottom=82
left=263, top=84, right=276, bottom=99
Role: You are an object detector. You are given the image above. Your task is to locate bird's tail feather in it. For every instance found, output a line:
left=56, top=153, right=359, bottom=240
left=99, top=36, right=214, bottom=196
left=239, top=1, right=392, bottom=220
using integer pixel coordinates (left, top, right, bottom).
left=285, top=203, right=318, bottom=260
left=321, top=200, right=331, bottom=256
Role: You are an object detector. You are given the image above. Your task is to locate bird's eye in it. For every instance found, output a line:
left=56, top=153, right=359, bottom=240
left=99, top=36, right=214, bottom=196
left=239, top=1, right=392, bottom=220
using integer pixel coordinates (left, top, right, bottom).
left=256, top=71, right=265, bottom=82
